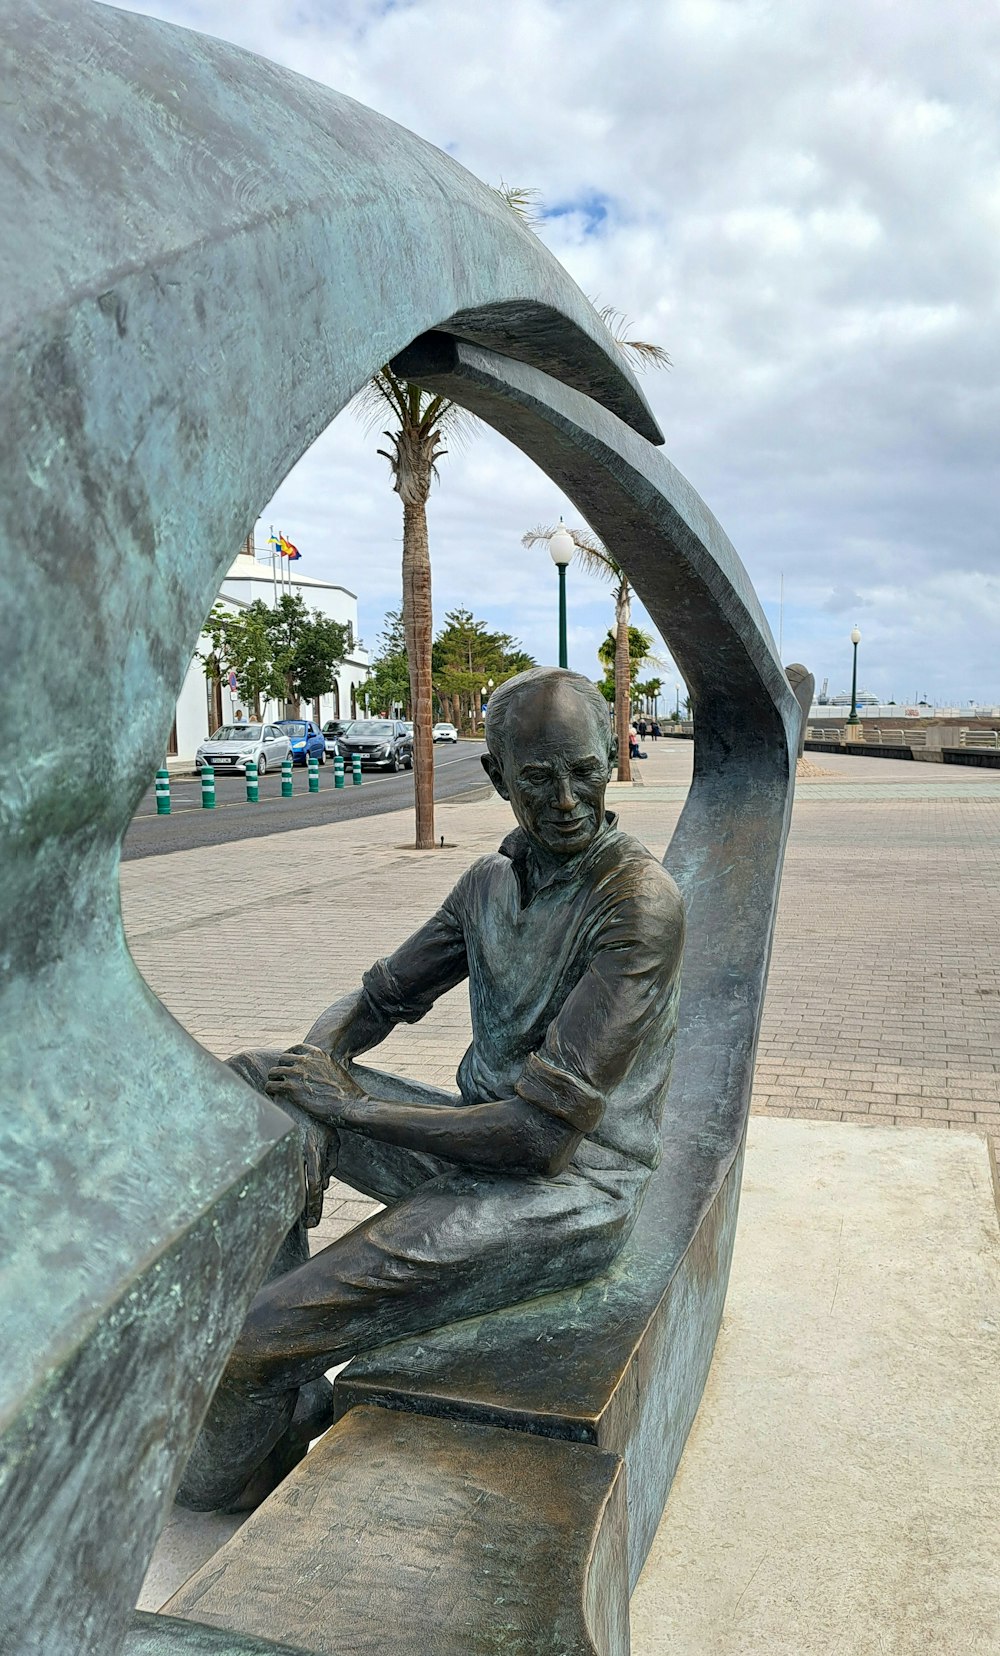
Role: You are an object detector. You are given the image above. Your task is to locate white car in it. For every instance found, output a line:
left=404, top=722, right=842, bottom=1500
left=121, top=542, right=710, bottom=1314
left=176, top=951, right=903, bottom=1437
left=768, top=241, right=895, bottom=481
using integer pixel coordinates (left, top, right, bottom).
left=195, top=723, right=291, bottom=776
left=432, top=722, right=458, bottom=743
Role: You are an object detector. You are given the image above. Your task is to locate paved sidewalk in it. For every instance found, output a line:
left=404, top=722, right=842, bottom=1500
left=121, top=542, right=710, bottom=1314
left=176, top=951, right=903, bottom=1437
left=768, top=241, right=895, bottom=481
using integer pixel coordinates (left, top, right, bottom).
left=120, top=740, right=1000, bottom=1247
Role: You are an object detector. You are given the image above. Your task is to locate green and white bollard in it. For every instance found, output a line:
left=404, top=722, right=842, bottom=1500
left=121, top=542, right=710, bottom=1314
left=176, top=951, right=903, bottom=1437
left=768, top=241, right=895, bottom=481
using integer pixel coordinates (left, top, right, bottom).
left=245, top=758, right=258, bottom=803
left=352, top=753, right=362, bottom=785
left=155, top=768, right=171, bottom=815
left=308, top=753, right=320, bottom=793
left=201, top=765, right=215, bottom=809
left=334, top=753, right=345, bottom=788
left=281, top=755, right=293, bottom=798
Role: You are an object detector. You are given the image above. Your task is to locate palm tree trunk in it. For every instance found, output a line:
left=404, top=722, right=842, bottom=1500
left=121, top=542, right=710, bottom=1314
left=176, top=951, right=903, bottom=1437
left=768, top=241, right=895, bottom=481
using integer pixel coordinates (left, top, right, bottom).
left=614, top=583, right=632, bottom=783
left=402, top=498, right=435, bottom=848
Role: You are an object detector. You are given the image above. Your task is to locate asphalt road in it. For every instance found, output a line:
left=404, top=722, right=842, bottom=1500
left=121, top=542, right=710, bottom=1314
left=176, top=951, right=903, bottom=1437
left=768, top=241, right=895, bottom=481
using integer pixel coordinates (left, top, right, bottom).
left=122, top=742, right=491, bottom=861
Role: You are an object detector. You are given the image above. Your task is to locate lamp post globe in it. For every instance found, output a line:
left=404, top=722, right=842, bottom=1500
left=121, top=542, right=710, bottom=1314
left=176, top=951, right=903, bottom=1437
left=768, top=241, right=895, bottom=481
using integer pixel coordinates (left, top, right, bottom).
left=848, top=626, right=861, bottom=725
left=548, top=519, right=573, bottom=670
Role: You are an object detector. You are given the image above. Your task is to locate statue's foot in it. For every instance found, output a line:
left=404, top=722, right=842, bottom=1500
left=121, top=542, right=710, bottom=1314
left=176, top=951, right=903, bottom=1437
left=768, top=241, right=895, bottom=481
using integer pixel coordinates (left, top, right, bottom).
left=222, top=1376, right=337, bottom=1513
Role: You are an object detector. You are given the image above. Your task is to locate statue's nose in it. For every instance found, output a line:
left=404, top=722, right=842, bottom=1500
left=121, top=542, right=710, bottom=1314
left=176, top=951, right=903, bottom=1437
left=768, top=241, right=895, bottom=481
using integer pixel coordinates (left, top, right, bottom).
left=556, top=777, right=577, bottom=811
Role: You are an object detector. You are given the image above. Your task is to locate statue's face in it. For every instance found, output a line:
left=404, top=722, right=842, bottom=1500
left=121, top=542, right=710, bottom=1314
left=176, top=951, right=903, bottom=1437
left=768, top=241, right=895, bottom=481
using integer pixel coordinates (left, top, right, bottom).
left=488, top=682, right=612, bottom=860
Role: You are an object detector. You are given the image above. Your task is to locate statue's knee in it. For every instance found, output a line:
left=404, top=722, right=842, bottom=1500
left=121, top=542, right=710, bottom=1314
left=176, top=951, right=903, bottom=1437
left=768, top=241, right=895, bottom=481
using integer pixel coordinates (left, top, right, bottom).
left=227, top=1047, right=287, bottom=1095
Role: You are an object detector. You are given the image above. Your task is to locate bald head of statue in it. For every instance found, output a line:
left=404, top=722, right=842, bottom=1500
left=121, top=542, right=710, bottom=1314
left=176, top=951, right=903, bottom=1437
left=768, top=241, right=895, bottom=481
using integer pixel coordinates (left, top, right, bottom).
left=482, top=668, right=616, bottom=861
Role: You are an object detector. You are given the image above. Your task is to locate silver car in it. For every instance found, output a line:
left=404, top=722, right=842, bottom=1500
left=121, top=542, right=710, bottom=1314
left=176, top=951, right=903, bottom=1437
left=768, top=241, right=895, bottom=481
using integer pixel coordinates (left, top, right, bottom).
left=194, top=723, right=291, bottom=775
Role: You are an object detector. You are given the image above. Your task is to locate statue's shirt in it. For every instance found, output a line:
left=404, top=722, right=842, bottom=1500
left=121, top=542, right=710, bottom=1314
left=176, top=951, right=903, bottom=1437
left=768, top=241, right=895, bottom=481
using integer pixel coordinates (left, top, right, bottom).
left=362, top=817, right=684, bottom=1175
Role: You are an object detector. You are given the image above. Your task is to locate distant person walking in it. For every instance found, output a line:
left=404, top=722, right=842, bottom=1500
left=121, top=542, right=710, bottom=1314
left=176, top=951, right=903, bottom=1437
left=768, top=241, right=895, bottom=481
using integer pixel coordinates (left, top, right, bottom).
left=651, top=721, right=661, bottom=741
left=637, top=718, right=648, bottom=740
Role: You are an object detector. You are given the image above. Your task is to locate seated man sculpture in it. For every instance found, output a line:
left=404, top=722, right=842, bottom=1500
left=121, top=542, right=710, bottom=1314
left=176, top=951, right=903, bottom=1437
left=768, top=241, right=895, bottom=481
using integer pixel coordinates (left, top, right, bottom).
left=178, top=667, right=685, bottom=1511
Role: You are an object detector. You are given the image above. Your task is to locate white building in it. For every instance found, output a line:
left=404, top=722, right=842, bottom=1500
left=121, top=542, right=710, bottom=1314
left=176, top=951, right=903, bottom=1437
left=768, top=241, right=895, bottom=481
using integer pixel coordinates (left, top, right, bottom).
left=169, top=545, right=370, bottom=763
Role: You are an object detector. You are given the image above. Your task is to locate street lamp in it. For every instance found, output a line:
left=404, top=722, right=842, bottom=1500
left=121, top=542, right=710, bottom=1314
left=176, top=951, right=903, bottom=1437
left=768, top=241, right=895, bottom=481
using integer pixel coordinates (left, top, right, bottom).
left=548, top=519, right=574, bottom=669
left=848, top=626, right=861, bottom=725
left=675, top=683, right=681, bottom=719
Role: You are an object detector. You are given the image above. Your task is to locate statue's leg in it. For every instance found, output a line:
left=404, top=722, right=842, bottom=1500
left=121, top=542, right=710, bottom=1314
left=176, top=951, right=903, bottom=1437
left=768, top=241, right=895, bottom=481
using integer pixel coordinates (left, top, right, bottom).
left=188, top=1159, right=649, bottom=1508
left=176, top=1059, right=466, bottom=1510
left=243, top=1159, right=648, bottom=1386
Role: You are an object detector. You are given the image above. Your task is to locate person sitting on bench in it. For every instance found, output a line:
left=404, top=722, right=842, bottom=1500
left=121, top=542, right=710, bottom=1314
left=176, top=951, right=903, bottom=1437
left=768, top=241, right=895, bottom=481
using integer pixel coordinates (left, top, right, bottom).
left=178, top=666, right=685, bottom=1512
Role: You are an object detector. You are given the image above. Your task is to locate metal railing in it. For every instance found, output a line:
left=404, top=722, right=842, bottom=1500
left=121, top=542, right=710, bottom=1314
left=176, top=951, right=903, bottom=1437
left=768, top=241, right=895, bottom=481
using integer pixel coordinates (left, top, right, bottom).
left=865, top=727, right=926, bottom=748
left=959, top=728, right=1000, bottom=750
left=806, top=725, right=926, bottom=749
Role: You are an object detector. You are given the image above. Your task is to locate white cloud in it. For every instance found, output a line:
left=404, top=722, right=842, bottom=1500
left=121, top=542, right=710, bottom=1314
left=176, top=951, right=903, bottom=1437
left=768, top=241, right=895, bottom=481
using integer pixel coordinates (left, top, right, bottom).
left=118, top=0, right=1000, bottom=701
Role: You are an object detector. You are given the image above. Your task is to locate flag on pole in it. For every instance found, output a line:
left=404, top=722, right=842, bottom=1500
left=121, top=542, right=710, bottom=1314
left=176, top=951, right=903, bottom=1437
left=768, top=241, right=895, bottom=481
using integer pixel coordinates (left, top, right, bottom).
left=278, top=534, right=302, bottom=562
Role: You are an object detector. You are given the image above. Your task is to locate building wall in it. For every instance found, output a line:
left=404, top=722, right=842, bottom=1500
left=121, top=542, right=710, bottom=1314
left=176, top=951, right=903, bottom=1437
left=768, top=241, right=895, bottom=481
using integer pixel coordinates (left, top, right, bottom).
left=168, top=553, right=370, bottom=762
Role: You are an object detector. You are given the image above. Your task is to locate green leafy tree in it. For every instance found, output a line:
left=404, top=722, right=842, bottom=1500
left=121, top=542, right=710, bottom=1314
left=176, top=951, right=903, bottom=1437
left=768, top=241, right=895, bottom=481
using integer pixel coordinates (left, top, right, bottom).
left=261, top=593, right=351, bottom=715
left=200, top=602, right=282, bottom=720
left=594, top=624, right=653, bottom=738
left=365, top=609, right=411, bottom=716
left=432, top=607, right=535, bottom=731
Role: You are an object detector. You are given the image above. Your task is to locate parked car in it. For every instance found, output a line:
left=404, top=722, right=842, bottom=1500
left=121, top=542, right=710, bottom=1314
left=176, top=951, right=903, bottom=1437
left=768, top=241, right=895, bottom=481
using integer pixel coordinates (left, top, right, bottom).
left=432, top=722, right=458, bottom=743
left=195, top=723, right=291, bottom=775
left=274, top=718, right=326, bottom=765
left=337, top=719, right=413, bottom=771
left=322, top=719, right=351, bottom=756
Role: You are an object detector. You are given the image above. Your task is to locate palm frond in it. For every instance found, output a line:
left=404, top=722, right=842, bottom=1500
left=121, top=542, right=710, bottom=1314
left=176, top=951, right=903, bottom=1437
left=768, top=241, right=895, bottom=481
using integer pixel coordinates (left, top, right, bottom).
left=596, top=304, right=671, bottom=372
left=521, top=522, right=623, bottom=583
left=495, top=181, right=542, bottom=228
left=353, top=369, right=406, bottom=433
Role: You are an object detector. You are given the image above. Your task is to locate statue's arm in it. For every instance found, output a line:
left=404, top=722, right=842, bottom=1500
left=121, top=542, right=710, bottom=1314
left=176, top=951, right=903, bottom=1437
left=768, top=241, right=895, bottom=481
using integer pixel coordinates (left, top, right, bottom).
left=265, top=1048, right=583, bottom=1178
left=303, top=893, right=470, bottom=1059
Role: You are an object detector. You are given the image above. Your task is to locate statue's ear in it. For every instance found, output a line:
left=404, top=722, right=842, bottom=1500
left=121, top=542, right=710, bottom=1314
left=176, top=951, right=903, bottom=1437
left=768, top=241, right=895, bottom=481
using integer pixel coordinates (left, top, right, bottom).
left=607, top=733, right=618, bottom=771
left=482, top=753, right=509, bottom=799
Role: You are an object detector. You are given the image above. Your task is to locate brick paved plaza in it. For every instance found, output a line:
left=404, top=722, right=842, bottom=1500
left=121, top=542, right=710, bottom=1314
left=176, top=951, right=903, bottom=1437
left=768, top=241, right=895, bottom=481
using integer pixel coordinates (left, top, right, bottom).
left=120, top=740, right=1000, bottom=1244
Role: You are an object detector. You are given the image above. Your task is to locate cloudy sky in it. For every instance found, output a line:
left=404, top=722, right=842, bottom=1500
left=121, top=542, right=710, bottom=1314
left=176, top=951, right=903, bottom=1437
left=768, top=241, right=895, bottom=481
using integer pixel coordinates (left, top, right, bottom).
left=123, top=0, right=1000, bottom=707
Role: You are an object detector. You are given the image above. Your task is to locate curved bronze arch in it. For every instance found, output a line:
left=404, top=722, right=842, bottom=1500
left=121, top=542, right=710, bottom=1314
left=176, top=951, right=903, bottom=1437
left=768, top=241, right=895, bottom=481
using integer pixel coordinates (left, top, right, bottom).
left=0, top=1, right=798, bottom=1649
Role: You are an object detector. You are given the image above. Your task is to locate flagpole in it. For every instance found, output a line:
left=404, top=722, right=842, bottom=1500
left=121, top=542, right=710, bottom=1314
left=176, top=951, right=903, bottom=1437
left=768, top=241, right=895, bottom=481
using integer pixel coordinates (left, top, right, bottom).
left=270, top=524, right=278, bottom=607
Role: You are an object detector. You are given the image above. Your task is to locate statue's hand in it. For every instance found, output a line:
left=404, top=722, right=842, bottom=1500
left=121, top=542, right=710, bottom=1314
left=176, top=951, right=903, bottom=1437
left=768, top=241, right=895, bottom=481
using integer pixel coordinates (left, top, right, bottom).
left=266, top=1043, right=367, bottom=1126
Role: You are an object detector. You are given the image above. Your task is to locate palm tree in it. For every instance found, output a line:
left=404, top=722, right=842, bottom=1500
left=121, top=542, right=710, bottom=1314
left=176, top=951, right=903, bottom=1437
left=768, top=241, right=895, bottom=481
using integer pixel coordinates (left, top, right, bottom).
left=355, top=187, right=543, bottom=849
left=522, top=527, right=644, bottom=781
left=356, top=374, right=475, bottom=846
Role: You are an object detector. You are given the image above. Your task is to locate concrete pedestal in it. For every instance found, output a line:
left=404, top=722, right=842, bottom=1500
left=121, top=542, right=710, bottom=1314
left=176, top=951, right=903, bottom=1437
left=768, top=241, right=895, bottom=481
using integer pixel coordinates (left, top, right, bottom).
left=631, top=1119, right=1000, bottom=1655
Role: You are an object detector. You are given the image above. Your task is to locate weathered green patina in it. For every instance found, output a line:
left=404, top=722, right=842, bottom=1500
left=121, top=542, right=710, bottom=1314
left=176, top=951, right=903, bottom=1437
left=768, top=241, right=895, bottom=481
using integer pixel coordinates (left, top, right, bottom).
left=0, top=1, right=799, bottom=1650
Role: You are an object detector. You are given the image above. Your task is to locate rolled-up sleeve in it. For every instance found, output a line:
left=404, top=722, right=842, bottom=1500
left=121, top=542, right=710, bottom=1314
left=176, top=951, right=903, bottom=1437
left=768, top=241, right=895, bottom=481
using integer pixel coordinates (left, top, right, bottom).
left=362, top=889, right=469, bottom=1025
left=515, top=1051, right=604, bottom=1133
left=517, top=871, right=684, bottom=1134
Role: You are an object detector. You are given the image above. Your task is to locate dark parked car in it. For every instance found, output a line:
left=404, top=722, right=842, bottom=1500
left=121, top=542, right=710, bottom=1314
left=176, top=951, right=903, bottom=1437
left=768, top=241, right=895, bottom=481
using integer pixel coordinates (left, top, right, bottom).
left=322, top=719, right=351, bottom=756
left=274, top=718, right=326, bottom=765
left=337, top=719, right=413, bottom=771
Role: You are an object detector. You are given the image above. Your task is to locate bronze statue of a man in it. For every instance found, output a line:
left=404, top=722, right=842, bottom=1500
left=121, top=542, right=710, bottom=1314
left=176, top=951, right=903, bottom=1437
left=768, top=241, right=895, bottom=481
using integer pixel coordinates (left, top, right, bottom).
left=179, top=667, right=685, bottom=1510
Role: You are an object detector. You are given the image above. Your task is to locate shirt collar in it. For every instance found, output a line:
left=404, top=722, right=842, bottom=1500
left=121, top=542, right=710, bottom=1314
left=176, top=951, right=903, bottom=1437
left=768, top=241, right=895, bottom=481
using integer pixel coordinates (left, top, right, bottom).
left=499, top=811, right=619, bottom=905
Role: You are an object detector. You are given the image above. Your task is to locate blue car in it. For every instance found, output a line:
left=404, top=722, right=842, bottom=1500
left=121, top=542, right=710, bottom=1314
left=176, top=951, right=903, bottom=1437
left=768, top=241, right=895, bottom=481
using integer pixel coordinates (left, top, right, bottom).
left=274, top=718, right=326, bottom=766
